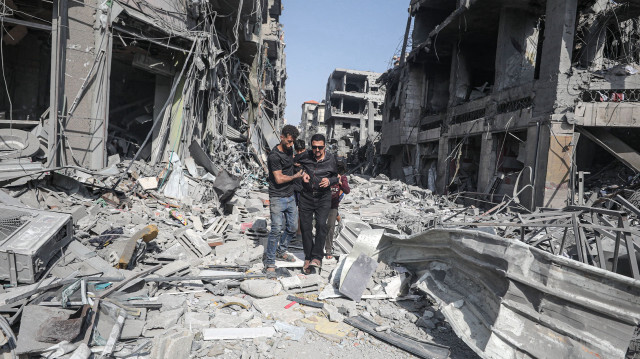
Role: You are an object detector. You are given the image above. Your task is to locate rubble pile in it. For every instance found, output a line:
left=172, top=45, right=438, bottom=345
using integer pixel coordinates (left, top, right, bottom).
left=0, top=154, right=487, bottom=359
left=0, top=146, right=637, bottom=359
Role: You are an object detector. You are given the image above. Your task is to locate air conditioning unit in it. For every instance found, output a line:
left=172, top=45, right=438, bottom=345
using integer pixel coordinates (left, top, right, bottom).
left=0, top=205, right=73, bottom=284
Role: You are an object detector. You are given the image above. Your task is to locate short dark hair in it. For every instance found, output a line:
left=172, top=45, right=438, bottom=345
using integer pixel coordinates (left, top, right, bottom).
left=337, top=162, right=347, bottom=174
left=294, top=139, right=306, bottom=151
left=281, top=125, right=299, bottom=139
left=310, top=133, right=325, bottom=144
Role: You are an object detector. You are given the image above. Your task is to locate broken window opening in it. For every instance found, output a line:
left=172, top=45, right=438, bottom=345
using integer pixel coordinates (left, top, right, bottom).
left=424, top=61, right=451, bottom=113
left=107, top=59, right=159, bottom=160
left=0, top=14, right=52, bottom=126
left=345, top=75, right=366, bottom=93
left=342, top=99, right=361, bottom=115
left=452, top=36, right=497, bottom=104
left=448, top=135, right=481, bottom=195
left=576, top=128, right=640, bottom=192
left=389, top=106, right=400, bottom=122
left=493, top=131, right=528, bottom=197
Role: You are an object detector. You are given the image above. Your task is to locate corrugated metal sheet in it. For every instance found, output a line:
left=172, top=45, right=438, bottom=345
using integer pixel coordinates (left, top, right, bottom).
left=356, top=228, right=640, bottom=359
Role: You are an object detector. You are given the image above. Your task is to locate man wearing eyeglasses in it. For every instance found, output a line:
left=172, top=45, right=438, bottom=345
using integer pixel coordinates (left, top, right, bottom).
left=295, top=133, right=338, bottom=274
left=264, top=125, right=304, bottom=276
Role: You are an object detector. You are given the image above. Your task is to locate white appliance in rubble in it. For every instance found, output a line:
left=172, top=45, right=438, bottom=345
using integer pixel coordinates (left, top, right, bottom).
left=0, top=204, right=73, bottom=284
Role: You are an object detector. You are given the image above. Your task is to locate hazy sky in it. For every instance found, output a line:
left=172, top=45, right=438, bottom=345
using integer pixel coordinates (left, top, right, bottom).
left=280, top=1, right=409, bottom=125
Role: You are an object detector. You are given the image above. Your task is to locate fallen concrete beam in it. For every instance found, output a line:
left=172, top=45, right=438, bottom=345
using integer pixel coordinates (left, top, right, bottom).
left=577, top=127, right=640, bottom=172
left=355, top=228, right=640, bottom=359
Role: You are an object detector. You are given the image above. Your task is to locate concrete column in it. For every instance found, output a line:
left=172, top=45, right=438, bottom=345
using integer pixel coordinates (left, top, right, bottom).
left=436, top=136, right=450, bottom=194
left=523, top=0, right=578, bottom=209
left=367, top=101, right=375, bottom=141
left=533, top=0, right=578, bottom=117
left=538, top=121, right=573, bottom=208
left=477, top=132, right=496, bottom=193
left=62, top=2, right=107, bottom=168
left=359, top=117, right=367, bottom=146
left=521, top=120, right=574, bottom=209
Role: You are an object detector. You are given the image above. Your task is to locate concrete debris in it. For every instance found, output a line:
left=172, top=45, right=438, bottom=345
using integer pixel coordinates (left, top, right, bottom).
left=2, top=1, right=640, bottom=357
left=240, top=279, right=283, bottom=298
left=1, top=155, right=638, bottom=358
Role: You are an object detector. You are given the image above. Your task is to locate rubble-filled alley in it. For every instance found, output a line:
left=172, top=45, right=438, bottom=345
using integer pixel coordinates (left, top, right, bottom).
left=1, top=0, right=640, bottom=358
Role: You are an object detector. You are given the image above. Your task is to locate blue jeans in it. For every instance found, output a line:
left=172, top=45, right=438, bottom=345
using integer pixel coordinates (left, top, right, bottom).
left=264, top=194, right=298, bottom=267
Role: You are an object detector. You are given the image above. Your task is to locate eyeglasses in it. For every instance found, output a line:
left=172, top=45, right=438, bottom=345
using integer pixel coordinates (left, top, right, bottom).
left=312, top=146, right=324, bottom=150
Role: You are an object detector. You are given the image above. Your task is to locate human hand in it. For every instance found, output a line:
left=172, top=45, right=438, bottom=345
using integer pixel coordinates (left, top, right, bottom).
left=293, top=170, right=303, bottom=179
left=303, top=173, right=310, bottom=183
left=319, top=178, right=330, bottom=188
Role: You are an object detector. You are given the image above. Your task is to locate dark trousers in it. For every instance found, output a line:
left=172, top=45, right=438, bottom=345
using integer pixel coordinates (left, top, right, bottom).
left=325, top=208, right=339, bottom=254
left=299, top=191, right=331, bottom=261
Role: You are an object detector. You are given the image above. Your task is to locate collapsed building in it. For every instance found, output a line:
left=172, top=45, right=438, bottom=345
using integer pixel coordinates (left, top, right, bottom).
left=379, top=0, right=640, bottom=209
left=0, top=1, right=638, bottom=359
left=325, top=69, right=385, bottom=157
left=0, top=0, right=286, bottom=178
left=297, top=99, right=326, bottom=145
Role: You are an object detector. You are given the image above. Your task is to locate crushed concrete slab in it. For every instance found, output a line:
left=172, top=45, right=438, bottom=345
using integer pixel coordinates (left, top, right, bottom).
left=253, top=296, right=306, bottom=324
left=145, top=307, right=184, bottom=330
left=211, top=311, right=253, bottom=328
left=184, top=311, right=211, bottom=330
left=150, top=329, right=194, bottom=359
left=157, top=294, right=187, bottom=311
left=323, top=303, right=345, bottom=323
left=138, top=177, right=158, bottom=190
left=240, top=279, right=283, bottom=298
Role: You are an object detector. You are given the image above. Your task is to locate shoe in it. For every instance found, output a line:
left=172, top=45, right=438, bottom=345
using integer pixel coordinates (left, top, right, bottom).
left=310, top=259, right=322, bottom=268
left=303, top=260, right=311, bottom=274
left=276, top=252, right=297, bottom=262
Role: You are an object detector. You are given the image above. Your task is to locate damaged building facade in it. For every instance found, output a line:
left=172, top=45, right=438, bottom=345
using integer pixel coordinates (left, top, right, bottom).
left=380, top=0, right=640, bottom=208
left=325, top=69, right=385, bottom=157
left=298, top=100, right=326, bottom=145
left=1, top=1, right=640, bottom=359
left=298, top=99, right=326, bottom=145
left=0, top=0, right=286, bottom=177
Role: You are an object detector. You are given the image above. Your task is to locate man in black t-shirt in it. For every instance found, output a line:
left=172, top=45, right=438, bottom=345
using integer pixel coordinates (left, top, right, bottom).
left=264, top=125, right=303, bottom=274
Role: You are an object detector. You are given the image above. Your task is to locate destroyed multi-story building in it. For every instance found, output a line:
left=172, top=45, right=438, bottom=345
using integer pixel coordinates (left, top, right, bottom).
left=298, top=100, right=319, bottom=144
left=325, top=69, right=385, bottom=157
left=379, top=0, right=640, bottom=208
left=311, top=101, right=326, bottom=142
left=0, top=0, right=286, bottom=178
left=298, top=100, right=326, bottom=146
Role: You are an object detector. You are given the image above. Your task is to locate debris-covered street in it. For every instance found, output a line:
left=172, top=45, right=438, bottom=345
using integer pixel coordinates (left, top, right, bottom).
left=1, top=0, right=640, bottom=358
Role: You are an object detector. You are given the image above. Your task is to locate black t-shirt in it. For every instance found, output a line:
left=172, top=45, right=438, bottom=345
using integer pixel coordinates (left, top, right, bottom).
left=268, top=145, right=296, bottom=198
